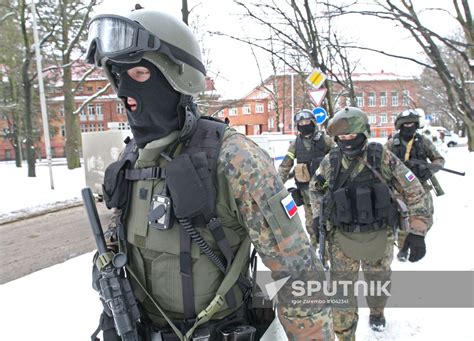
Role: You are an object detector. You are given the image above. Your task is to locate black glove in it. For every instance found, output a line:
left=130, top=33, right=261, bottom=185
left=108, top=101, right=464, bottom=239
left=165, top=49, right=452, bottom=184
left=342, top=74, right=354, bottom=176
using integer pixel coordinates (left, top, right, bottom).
left=401, top=233, right=426, bottom=262
left=288, top=187, right=304, bottom=206
left=416, top=164, right=432, bottom=182
left=312, top=217, right=320, bottom=244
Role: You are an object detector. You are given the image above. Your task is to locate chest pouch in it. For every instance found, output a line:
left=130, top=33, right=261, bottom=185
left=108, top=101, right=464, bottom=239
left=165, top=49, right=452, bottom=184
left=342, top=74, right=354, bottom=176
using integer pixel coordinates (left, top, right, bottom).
left=372, top=183, right=391, bottom=225
left=333, top=188, right=352, bottom=224
left=148, top=194, right=172, bottom=230
left=102, top=159, right=131, bottom=210
left=355, top=187, right=374, bottom=225
left=166, top=152, right=211, bottom=219
left=294, top=163, right=311, bottom=183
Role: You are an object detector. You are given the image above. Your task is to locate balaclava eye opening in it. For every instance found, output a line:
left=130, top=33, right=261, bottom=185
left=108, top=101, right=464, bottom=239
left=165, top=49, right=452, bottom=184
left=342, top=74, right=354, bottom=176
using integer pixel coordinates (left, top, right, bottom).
left=115, top=59, right=182, bottom=148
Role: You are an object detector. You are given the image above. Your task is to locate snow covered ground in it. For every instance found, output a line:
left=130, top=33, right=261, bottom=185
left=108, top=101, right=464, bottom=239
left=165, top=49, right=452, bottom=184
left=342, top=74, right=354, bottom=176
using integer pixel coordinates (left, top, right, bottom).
left=0, top=141, right=473, bottom=340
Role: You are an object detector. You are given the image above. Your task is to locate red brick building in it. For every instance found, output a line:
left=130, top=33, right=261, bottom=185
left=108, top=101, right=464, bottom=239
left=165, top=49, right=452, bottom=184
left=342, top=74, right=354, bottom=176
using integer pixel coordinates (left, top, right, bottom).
left=332, top=72, right=421, bottom=138
left=0, top=68, right=421, bottom=161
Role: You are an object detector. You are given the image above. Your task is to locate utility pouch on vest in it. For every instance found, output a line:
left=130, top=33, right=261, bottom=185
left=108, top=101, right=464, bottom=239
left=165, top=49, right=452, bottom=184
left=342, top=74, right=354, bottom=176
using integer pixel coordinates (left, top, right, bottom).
left=355, top=187, right=374, bottom=225
left=103, top=159, right=131, bottom=209
left=373, top=183, right=391, bottom=224
left=166, top=153, right=207, bottom=218
left=333, top=188, right=352, bottom=224
left=294, top=163, right=311, bottom=183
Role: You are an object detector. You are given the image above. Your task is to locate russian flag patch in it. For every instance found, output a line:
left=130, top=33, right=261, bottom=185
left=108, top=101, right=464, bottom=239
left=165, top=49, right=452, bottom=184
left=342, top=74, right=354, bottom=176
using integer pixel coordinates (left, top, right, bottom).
left=405, top=170, right=416, bottom=182
left=281, top=194, right=298, bottom=219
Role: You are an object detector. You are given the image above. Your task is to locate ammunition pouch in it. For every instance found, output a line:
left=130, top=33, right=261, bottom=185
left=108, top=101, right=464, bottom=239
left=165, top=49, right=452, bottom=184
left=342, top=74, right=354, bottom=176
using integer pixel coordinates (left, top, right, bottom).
left=332, top=188, right=352, bottom=224
left=103, top=159, right=132, bottom=210
left=294, top=163, right=311, bottom=183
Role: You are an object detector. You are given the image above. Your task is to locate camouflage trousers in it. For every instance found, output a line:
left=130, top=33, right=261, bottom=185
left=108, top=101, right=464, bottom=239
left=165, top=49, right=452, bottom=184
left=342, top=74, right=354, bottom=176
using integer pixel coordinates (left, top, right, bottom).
left=398, top=185, right=434, bottom=249
left=301, top=186, right=319, bottom=248
left=328, top=231, right=394, bottom=341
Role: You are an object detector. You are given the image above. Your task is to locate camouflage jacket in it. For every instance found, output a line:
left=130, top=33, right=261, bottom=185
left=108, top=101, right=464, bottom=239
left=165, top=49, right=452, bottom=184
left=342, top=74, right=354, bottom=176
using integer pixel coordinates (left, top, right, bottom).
left=278, top=131, right=334, bottom=184
left=309, top=144, right=430, bottom=237
left=385, top=134, right=445, bottom=169
left=218, top=131, right=333, bottom=340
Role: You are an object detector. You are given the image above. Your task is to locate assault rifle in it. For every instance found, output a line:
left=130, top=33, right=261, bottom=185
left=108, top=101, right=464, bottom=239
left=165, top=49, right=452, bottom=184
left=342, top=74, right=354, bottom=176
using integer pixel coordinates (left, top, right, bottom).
left=318, top=196, right=330, bottom=271
left=408, top=159, right=465, bottom=176
left=81, top=188, right=140, bottom=341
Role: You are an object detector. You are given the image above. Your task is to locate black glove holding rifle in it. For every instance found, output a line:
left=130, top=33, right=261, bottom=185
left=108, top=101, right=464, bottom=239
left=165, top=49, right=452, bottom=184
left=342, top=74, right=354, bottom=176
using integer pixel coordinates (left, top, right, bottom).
left=82, top=188, right=140, bottom=341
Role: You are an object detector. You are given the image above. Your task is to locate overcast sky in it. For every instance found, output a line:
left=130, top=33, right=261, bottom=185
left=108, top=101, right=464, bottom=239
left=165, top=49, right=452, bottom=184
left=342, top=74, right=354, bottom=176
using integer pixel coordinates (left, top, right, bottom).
left=92, top=0, right=460, bottom=99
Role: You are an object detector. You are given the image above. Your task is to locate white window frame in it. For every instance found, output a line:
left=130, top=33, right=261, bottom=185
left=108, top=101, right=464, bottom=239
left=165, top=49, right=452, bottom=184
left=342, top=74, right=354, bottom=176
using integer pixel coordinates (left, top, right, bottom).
left=368, top=115, right=376, bottom=124
left=96, top=104, right=103, bottom=120
left=368, top=92, right=376, bottom=107
left=380, top=92, right=387, bottom=106
left=88, top=104, right=95, bottom=120
left=380, top=114, right=387, bottom=124
left=243, top=105, right=251, bottom=115
left=255, top=103, right=264, bottom=113
left=356, top=93, right=364, bottom=107
left=402, top=90, right=410, bottom=106
left=116, top=102, right=125, bottom=115
left=391, top=91, right=398, bottom=106
left=229, top=107, right=237, bottom=116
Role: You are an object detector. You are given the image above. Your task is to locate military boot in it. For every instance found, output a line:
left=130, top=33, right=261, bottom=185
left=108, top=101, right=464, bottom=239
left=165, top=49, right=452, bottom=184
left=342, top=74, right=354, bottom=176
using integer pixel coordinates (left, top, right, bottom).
left=369, top=314, right=386, bottom=332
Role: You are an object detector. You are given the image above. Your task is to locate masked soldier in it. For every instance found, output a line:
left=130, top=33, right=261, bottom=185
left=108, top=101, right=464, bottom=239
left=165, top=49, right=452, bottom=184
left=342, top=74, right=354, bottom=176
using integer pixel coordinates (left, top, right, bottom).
left=385, top=110, right=445, bottom=261
left=278, top=109, right=333, bottom=247
left=309, top=107, right=430, bottom=339
left=86, top=7, right=333, bottom=341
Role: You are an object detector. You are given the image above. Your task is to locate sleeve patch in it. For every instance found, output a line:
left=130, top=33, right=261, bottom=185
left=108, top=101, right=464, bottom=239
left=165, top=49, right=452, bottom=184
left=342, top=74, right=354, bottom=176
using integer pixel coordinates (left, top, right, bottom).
left=281, top=194, right=298, bottom=219
left=405, top=170, right=416, bottom=182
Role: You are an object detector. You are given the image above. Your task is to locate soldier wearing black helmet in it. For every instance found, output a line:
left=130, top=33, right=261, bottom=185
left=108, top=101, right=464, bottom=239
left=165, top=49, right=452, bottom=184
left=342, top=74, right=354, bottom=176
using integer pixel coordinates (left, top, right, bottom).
left=278, top=109, right=333, bottom=248
left=310, top=107, right=430, bottom=338
left=385, top=109, right=445, bottom=261
left=85, top=7, right=334, bottom=341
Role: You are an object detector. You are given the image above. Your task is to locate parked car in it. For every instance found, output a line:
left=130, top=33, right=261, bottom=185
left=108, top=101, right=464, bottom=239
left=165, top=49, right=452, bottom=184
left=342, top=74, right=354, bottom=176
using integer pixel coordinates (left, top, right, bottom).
left=420, top=126, right=458, bottom=147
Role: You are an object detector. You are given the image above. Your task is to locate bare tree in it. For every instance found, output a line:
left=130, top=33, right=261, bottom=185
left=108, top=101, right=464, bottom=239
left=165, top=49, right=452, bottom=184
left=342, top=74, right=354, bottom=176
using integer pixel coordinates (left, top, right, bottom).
left=341, top=0, right=473, bottom=150
left=41, top=0, right=98, bottom=169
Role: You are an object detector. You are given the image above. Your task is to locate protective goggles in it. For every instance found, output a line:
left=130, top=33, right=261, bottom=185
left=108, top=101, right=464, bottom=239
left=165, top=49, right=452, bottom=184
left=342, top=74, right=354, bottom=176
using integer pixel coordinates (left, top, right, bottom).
left=294, top=110, right=315, bottom=122
left=86, top=15, right=206, bottom=75
left=400, top=109, right=421, bottom=117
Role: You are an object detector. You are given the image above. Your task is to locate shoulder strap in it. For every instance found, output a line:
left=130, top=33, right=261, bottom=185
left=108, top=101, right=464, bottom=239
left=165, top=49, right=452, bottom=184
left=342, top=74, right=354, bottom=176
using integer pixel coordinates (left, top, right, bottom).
left=367, top=142, right=383, bottom=170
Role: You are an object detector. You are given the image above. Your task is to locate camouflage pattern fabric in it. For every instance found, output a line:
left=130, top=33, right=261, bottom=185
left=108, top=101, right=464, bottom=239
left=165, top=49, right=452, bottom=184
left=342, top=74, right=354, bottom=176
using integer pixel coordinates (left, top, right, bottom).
left=326, top=108, right=369, bottom=137
left=278, top=132, right=333, bottom=248
left=328, top=230, right=394, bottom=340
left=385, top=134, right=445, bottom=248
left=309, top=144, right=429, bottom=339
left=218, top=131, right=334, bottom=340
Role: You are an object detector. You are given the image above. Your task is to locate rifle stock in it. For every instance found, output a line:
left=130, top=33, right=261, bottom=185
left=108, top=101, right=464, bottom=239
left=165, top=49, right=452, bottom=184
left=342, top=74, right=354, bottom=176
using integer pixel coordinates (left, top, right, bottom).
left=82, top=188, right=140, bottom=341
left=409, top=159, right=465, bottom=176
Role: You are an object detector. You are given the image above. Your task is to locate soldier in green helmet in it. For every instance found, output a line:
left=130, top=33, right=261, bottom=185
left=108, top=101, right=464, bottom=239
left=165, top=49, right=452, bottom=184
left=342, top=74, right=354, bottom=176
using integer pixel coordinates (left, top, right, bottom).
left=385, top=109, right=445, bottom=261
left=86, top=6, right=333, bottom=341
left=278, top=109, right=333, bottom=248
left=309, top=107, right=430, bottom=339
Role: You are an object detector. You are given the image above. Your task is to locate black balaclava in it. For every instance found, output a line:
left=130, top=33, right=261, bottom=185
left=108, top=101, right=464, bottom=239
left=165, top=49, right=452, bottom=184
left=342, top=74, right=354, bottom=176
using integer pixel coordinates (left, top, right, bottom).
left=297, top=122, right=316, bottom=136
left=336, top=133, right=367, bottom=157
left=115, top=59, right=182, bottom=148
left=400, top=123, right=418, bottom=141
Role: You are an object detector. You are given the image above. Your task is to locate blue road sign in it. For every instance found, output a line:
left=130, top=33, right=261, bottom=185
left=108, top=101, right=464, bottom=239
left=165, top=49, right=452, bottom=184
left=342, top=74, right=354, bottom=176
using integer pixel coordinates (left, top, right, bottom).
left=312, top=107, right=328, bottom=124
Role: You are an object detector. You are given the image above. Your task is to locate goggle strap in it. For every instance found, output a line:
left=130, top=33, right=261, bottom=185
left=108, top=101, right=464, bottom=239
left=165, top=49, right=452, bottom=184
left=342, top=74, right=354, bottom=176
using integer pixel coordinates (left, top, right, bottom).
left=160, top=39, right=206, bottom=76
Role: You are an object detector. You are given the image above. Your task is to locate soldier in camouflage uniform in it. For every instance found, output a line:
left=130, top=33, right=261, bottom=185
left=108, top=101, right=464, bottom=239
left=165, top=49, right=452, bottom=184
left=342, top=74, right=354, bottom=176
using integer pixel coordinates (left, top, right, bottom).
left=309, top=107, right=430, bottom=340
left=278, top=109, right=333, bottom=247
left=86, top=7, right=334, bottom=341
left=385, top=110, right=445, bottom=261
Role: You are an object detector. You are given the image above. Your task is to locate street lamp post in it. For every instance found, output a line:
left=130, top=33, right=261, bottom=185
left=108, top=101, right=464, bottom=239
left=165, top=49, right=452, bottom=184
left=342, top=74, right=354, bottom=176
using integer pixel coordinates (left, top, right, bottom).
left=30, top=0, right=54, bottom=189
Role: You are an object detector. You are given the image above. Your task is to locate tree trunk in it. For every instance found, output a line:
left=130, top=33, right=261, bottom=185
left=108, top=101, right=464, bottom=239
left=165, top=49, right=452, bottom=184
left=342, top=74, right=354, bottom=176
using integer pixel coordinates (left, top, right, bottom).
left=465, top=119, right=474, bottom=152
left=63, top=65, right=82, bottom=169
left=22, top=58, right=36, bottom=177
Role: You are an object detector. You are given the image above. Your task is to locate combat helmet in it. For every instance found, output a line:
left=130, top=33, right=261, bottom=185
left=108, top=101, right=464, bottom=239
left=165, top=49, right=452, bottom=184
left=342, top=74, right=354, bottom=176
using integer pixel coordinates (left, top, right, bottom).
left=294, top=109, right=316, bottom=125
left=86, top=8, right=206, bottom=96
left=327, top=107, right=370, bottom=138
left=395, top=109, right=421, bottom=130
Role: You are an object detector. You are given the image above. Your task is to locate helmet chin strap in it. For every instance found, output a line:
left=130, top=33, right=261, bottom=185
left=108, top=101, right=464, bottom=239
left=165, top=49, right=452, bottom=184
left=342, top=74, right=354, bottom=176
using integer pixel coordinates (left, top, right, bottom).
left=178, top=93, right=199, bottom=142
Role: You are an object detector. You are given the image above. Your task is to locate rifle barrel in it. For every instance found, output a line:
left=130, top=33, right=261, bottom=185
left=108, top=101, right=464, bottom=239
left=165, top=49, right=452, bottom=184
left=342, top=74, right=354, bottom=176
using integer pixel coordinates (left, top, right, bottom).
left=81, top=187, right=108, bottom=255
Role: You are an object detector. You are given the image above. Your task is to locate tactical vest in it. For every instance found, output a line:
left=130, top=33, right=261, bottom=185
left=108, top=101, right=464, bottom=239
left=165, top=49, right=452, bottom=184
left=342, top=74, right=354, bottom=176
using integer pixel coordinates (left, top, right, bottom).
left=392, top=133, right=428, bottom=179
left=294, top=132, right=327, bottom=185
left=326, top=143, right=398, bottom=233
left=102, top=117, right=251, bottom=328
